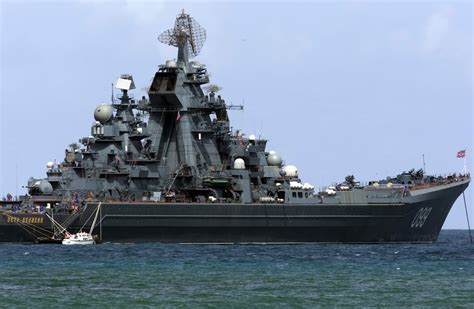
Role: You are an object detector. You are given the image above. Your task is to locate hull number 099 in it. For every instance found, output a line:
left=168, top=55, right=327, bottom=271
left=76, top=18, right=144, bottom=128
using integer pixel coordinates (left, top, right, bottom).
left=411, top=207, right=432, bottom=228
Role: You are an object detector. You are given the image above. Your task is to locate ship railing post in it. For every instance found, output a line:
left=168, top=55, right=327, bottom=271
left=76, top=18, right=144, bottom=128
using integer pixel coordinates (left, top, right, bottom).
left=100, top=204, right=103, bottom=241
left=464, top=153, right=467, bottom=175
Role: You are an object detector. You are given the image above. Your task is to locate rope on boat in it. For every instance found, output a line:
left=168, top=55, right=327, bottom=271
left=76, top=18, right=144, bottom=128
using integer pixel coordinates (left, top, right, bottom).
left=80, top=203, right=101, bottom=231
left=462, top=192, right=472, bottom=244
left=3, top=213, right=53, bottom=239
left=61, top=211, right=80, bottom=228
left=3, top=213, right=52, bottom=235
left=16, top=223, right=43, bottom=240
left=16, top=221, right=51, bottom=239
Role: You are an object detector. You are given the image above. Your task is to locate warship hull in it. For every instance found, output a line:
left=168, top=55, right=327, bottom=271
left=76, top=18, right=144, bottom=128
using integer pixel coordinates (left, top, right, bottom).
left=0, top=179, right=468, bottom=243
left=4, top=12, right=469, bottom=245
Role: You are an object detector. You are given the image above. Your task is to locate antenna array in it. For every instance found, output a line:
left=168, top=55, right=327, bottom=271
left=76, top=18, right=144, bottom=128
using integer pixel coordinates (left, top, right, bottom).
left=158, top=11, right=206, bottom=58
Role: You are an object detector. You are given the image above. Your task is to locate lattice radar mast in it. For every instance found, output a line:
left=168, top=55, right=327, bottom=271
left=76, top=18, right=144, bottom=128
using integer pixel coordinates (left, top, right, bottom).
left=158, top=10, right=206, bottom=62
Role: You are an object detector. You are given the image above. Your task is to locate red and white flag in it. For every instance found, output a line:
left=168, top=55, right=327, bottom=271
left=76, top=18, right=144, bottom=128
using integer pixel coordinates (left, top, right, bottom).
left=176, top=111, right=182, bottom=121
left=457, top=149, right=466, bottom=158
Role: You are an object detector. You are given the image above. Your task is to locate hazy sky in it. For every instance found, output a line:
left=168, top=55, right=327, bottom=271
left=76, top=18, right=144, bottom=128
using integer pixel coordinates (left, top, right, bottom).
left=1, top=1, right=472, bottom=229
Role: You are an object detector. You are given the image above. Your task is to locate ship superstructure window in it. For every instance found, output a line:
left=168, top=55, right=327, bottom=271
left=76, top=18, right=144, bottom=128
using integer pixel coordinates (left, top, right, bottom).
left=298, top=192, right=303, bottom=198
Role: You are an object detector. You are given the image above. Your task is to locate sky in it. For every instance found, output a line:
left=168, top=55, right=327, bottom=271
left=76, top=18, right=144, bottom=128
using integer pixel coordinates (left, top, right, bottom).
left=0, top=0, right=472, bottom=229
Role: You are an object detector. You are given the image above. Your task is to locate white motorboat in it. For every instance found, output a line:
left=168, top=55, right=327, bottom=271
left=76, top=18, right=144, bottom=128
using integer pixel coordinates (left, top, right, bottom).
left=43, top=203, right=101, bottom=245
left=61, top=203, right=101, bottom=245
left=62, top=232, right=95, bottom=245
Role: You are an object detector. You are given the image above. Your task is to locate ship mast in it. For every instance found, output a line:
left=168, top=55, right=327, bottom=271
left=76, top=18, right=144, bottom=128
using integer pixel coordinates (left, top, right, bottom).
left=158, top=9, right=206, bottom=66
left=150, top=10, right=227, bottom=191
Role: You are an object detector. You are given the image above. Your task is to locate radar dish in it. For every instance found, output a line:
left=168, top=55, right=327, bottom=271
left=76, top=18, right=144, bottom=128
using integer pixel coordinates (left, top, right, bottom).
left=158, top=10, right=206, bottom=58
left=204, top=84, right=222, bottom=93
left=116, top=74, right=136, bottom=91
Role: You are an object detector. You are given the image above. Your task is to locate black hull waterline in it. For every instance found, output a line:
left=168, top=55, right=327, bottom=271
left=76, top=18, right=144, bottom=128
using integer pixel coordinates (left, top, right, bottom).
left=0, top=180, right=468, bottom=243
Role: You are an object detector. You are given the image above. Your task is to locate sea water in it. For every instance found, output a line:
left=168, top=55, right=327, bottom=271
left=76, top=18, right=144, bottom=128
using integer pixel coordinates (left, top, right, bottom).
left=0, top=230, right=473, bottom=307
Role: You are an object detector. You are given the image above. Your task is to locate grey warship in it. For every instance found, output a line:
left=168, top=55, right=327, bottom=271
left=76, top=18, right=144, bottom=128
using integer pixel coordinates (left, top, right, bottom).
left=0, top=11, right=470, bottom=243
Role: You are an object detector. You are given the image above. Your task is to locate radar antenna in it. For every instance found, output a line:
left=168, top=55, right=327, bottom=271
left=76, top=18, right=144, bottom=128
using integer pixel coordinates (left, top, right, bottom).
left=204, top=84, right=222, bottom=94
left=158, top=10, right=206, bottom=60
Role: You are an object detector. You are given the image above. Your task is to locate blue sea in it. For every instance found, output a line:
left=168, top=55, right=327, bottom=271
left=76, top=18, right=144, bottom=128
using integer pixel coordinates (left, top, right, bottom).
left=1, top=230, right=473, bottom=307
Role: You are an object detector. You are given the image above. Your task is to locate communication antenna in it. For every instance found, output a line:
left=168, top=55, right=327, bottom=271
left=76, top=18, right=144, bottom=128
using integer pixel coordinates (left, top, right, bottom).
left=111, top=83, right=115, bottom=104
left=422, top=154, right=426, bottom=174
left=15, top=163, right=18, bottom=200
left=158, top=9, right=206, bottom=59
left=116, top=74, right=136, bottom=91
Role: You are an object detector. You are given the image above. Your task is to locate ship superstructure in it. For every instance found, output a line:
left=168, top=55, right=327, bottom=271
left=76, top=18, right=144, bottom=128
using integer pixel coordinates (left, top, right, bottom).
left=27, top=11, right=318, bottom=207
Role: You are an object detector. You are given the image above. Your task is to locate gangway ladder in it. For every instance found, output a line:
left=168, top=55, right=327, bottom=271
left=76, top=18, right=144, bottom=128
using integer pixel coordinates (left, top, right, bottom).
left=166, top=164, right=184, bottom=195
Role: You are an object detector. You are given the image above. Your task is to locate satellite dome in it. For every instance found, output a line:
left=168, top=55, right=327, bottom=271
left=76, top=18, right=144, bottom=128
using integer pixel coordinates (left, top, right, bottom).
left=282, top=165, right=298, bottom=177
left=267, top=152, right=283, bottom=166
left=234, top=158, right=245, bottom=170
left=94, top=103, right=113, bottom=124
left=165, top=60, right=178, bottom=68
left=191, top=61, right=202, bottom=69
left=248, top=134, right=256, bottom=141
left=46, top=162, right=54, bottom=169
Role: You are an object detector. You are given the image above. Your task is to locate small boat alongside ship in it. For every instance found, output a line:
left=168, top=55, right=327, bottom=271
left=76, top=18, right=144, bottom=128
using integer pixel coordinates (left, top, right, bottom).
left=33, top=203, right=102, bottom=245
left=62, top=232, right=95, bottom=246
left=61, top=203, right=101, bottom=245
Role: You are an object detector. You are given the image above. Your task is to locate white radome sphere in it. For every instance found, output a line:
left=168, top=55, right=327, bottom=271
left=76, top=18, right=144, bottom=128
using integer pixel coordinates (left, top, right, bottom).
left=267, top=152, right=283, bottom=166
left=234, top=158, right=245, bottom=170
left=94, top=103, right=113, bottom=123
left=248, top=134, right=256, bottom=141
left=166, top=59, right=178, bottom=68
left=283, top=165, right=298, bottom=177
left=46, top=162, right=54, bottom=169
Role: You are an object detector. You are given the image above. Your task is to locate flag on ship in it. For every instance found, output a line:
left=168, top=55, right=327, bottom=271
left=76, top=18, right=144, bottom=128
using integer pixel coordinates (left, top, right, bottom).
left=457, top=150, right=466, bottom=158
